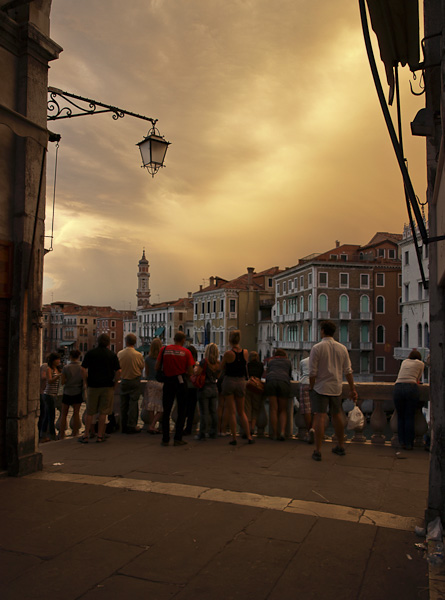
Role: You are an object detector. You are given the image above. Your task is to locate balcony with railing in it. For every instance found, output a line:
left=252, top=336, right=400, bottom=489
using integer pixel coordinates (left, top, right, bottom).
left=339, top=311, right=351, bottom=320
left=360, top=312, right=373, bottom=320
left=360, top=342, right=372, bottom=350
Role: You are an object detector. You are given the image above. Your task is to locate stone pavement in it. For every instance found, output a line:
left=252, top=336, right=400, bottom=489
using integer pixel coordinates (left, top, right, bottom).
left=0, top=433, right=437, bottom=599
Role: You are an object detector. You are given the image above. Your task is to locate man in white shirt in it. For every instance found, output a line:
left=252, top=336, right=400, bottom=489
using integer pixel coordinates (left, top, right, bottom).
left=309, top=321, right=357, bottom=461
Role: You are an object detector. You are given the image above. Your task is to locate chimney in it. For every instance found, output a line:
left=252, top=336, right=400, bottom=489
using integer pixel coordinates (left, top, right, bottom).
left=209, top=276, right=215, bottom=287
left=335, top=240, right=340, bottom=248
left=188, top=292, right=192, bottom=298
left=199, top=285, right=202, bottom=291
left=247, top=267, right=254, bottom=288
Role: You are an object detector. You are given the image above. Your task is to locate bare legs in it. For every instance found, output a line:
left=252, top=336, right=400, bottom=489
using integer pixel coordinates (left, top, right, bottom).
left=218, top=393, right=230, bottom=435
left=225, top=394, right=252, bottom=442
left=59, top=403, right=81, bottom=438
left=313, top=412, right=344, bottom=453
left=268, top=396, right=288, bottom=439
left=148, top=410, right=163, bottom=432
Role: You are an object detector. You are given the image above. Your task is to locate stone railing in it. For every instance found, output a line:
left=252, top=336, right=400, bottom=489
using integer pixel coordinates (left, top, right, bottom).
left=287, top=381, right=429, bottom=447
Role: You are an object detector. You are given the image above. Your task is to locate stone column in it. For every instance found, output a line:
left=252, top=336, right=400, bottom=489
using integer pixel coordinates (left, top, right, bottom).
left=0, top=1, right=61, bottom=475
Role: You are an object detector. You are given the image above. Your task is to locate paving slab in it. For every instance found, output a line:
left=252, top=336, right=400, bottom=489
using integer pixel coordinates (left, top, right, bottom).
left=78, top=574, right=181, bottom=600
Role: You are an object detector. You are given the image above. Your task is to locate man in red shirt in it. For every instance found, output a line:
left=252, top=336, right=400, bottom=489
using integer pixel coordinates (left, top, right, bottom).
left=156, top=331, right=195, bottom=446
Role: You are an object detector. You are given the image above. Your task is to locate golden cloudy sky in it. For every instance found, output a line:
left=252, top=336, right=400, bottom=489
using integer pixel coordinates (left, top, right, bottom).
left=43, top=0, right=427, bottom=308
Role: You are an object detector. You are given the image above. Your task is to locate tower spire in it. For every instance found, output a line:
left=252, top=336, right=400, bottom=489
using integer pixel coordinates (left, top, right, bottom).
left=137, top=249, right=151, bottom=308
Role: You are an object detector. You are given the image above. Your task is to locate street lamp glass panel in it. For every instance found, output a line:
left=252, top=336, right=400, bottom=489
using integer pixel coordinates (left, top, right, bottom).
left=150, top=135, right=169, bottom=165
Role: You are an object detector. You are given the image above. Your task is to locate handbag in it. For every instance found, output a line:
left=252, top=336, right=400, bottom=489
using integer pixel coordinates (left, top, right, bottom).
left=347, top=405, right=365, bottom=430
left=155, top=347, right=166, bottom=383
left=190, top=360, right=207, bottom=389
left=246, top=376, right=264, bottom=394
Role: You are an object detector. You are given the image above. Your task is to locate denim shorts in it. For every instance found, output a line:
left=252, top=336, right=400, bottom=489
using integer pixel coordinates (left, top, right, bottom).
left=310, top=389, right=342, bottom=415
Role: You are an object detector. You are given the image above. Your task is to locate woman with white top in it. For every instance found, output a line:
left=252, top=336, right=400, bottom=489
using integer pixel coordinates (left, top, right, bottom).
left=393, top=350, right=425, bottom=450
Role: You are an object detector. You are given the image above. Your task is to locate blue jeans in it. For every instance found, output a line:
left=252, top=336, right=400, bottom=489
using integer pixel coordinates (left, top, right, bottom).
left=120, top=378, right=142, bottom=431
left=198, top=385, right=218, bottom=436
left=40, top=394, right=56, bottom=439
left=393, top=383, right=419, bottom=448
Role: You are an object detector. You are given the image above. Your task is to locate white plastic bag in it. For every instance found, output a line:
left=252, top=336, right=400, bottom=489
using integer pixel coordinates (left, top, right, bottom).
left=347, top=405, right=365, bottom=430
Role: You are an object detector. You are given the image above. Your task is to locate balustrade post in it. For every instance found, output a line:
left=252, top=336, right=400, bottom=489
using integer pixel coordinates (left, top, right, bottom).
left=370, top=399, right=386, bottom=444
left=414, top=406, right=428, bottom=447
left=390, top=409, right=399, bottom=447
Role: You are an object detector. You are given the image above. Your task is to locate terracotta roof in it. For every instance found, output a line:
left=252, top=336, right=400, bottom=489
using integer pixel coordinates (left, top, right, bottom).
left=195, top=267, right=280, bottom=293
left=361, top=232, right=402, bottom=249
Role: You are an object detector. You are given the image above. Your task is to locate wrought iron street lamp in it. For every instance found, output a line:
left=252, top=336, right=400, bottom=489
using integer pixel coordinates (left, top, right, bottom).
left=137, top=125, right=170, bottom=177
left=47, top=87, right=170, bottom=177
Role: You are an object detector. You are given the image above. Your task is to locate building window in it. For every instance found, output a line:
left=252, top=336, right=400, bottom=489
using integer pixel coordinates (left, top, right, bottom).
left=308, top=272, right=312, bottom=286
left=207, top=301, right=211, bottom=314
left=360, top=274, right=369, bottom=288
left=398, top=273, right=402, bottom=287
left=376, top=325, right=385, bottom=344
left=201, top=302, right=205, bottom=314
left=220, top=299, right=224, bottom=312
left=398, top=297, right=402, bottom=314
left=300, top=296, right=304, bottom=312
left=340, top=294, right=349, bottom=312
left=404, top=284, right=410, bottom=302
left=308, top=293, right=312, bottom=312
left=111, top=321, right=115, bottom=327
left=340, top=254, right=348, bottom=262
left=339, top=324, right=348, bottom=344
left=377, top=248, right=385, bottom=258
left=283, top=281, right=287, bottom=294
left=404, top=324, right=409, bottom=347
left=300, top=275, right=304, bottom=289
left=424, top=323, right=429, bottom=348
left=212, top=300, right=216, bottom=313
left=340, top=273, right=349, bottom=288
left=376, top=273, right=385, bottom=287
left=294, top=278, right=298, bottom=290
left=319, top=272, right=328, bottom=287
left=360, top=355, right=369, bottom=374
left=418, top=282, right=423, bottom=300
left=276, top=283, right=281, bottom=295
left=360, top=295, right=369, bottom=313
left=417, top=323, right=423, bottom=347
left=388, top=249, right=396, bottom=259
left=229, top=299, right=236, bottom=313
left=194, top=303, right=198, bottom=315
left=318, top=294, right=328, bottom=312
left=376, top=296, right=385, bottom=313
left=361, top=324, right=369, bottom=343
left=376, top=357, right=385, bottom=372
left=405, top=251, right=409, bottom=265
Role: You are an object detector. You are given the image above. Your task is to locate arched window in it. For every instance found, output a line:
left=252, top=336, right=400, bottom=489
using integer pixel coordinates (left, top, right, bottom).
left=360, top=295, right=369, bottom=313
left=361, top=324, right=369, bottom=343
left=308, top=294, right=312, bottom=312
left=308, top=323, right=312, bottom=342
left=300, top=296, right=304, bottom=313
left=424, top=323, right=429, bottom=348
left=376, top=325, right=385, bottom=344
left=376, top=296, right=385, bottom=313
left=283, top=299, right=286, bottom=315
left=340, top=324, right=348, bottom=344
left=318, top=294, right=328, bottom=312
left=340, top=294, right=349, bottom=312
left=417, top=323, right=422, bottom=347
left=404, top=324, right=409, bottom=347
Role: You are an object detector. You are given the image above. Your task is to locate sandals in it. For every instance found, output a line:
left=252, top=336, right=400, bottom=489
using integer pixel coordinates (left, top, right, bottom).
left=96, top=436, right=107, bottom=443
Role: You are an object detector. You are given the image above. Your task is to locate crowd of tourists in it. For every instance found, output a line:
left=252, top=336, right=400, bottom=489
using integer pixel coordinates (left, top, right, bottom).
left=39, top=322, right=425, bottom=460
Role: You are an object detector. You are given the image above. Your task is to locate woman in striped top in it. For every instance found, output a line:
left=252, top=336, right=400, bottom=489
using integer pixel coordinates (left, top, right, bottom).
left=40, top=352, right=62, bottom=441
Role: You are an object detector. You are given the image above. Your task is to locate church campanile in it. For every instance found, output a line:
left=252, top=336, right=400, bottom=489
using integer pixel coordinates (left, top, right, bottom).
left=137, top=249, right=151, bottom=308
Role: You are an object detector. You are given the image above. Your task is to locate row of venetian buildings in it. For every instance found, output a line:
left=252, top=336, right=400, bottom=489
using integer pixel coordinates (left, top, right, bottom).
left=42, top=228, right=430, bottom=383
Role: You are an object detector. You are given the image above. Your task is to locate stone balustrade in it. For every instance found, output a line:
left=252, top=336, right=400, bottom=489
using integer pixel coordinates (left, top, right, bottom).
left=290, top=381, right=430, bottom=447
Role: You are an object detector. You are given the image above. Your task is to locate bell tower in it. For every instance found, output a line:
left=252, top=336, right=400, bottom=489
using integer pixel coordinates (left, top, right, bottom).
left=137, top=249, right=151, bottom=308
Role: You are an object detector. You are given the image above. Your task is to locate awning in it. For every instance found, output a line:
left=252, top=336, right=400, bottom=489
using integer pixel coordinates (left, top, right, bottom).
left=154, top=326, right=165, bottom=337
left=136, top=345, right=151, bottom=353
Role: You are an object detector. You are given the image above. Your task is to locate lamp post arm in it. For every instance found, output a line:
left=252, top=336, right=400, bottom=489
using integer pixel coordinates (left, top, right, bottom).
left=47, top=87, right=157, bottom=125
